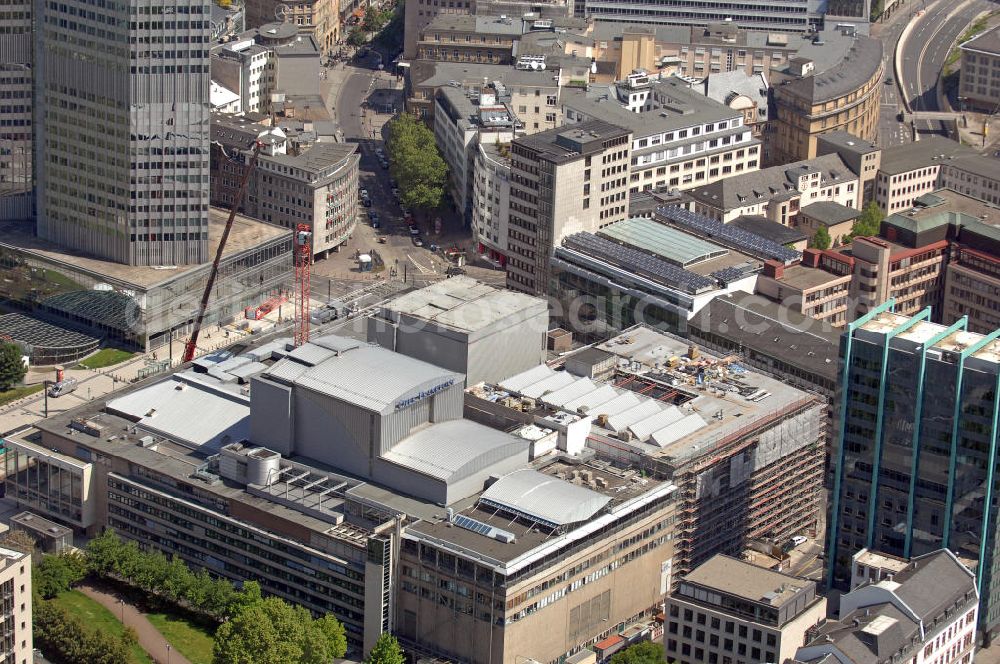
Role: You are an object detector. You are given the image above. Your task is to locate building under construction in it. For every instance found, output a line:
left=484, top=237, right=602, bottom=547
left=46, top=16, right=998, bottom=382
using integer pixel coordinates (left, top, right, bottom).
left=467, top=324, right=826, bottom=578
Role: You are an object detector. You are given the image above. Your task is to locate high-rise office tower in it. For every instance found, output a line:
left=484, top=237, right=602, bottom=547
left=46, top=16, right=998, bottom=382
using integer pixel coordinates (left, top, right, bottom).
left=828, top=299, right=1000, bottom=635
left=34, top=0, right=211, bottom=265
left=0, top=0, right=32, bottom=220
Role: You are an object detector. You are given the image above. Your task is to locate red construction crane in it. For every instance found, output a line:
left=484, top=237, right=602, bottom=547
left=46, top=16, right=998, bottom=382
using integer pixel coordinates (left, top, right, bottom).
left=182, top=141, right=263, bottom=363
left=293, top=224, right=312, bottom=346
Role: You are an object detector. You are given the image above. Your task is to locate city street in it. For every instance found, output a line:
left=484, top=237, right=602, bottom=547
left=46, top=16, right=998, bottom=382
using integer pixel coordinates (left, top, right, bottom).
left=313, top=54, right=507, bottom=293
left=894, top=0, right=994, bottom=138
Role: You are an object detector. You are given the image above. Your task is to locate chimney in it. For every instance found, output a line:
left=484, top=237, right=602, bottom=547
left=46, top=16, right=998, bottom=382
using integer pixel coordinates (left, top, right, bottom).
left=802, top=248, right=822, bottom=268
left=763, top=259, right=784, bottom=279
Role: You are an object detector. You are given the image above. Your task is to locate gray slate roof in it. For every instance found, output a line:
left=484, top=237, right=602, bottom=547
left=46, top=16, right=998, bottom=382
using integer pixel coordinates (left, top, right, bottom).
left=776, top=35, right=883, bottom=103
left=800, top=201, right=862, bottom=226
left=878, top=135, right=971, bottom=175
left=730, top=215, right=807, bottom=244
left=561, top=76, right=740, bottom=138
left=687, top=153, right=855, bottom=211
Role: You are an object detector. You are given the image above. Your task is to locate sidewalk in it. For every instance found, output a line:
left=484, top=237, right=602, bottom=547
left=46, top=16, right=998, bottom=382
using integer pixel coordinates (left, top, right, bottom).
left=77, top=582, right=194, bottom=664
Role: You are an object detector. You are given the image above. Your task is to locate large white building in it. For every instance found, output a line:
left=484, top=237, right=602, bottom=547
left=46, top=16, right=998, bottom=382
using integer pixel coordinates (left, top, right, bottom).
left=0, top=547, right=32, bottom=664
left=471, top=140, right=512, bottom=266
left=562, top=73, right=760, bottom=196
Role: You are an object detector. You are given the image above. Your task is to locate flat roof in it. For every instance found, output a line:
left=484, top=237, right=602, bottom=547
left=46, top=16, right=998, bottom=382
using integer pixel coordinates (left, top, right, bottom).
left=799, top=201, right=862, bottom=226
left=776, top=263, right=849, bottom=291
left=878, top=136, right=971, bottom=176
left=406, top=457, right=673, bottom=566
left=262, top=341, right=463, bottom=414
left=379, top=276, right=545, bottom=335
left=0, top=210, right=290, bottom=290
left=599, top=217, right=729, bottom=267
left=688, top=292, right=841, bottom=383
left=730, top=215, right=808, bottom=244
left=683, top=554, right=813, bottom=607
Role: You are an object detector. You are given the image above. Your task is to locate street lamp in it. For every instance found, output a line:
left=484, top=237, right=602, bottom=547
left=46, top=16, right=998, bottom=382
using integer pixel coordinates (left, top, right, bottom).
left=119, top=599, right=126, bottom=623
left=166, top=644, right=172, bottom=664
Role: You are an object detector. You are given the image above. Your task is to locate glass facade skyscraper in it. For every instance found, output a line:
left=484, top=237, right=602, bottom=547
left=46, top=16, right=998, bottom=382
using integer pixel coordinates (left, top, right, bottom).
left=828, top=299, right=1000, bottom=636
left=34, top=0, right=211, bottom=265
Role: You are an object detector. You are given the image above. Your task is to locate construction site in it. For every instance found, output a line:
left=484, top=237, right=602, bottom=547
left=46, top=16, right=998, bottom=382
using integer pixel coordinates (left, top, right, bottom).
left=466, top=324, right=826, bottom=577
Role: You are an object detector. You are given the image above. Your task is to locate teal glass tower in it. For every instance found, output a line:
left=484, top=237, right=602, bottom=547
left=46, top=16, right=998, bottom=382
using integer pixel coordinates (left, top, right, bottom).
left=827, top=299, right=1000, bottom=637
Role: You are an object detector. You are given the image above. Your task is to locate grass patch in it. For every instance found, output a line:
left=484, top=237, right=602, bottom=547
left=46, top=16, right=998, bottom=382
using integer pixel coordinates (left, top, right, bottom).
left=147, top=612, right=216, bottom=664
left=76, top=347, right=134, bottom=369
left=0, top=383, right=43, bottom=407
left=49, top=591, right=153, bottom=664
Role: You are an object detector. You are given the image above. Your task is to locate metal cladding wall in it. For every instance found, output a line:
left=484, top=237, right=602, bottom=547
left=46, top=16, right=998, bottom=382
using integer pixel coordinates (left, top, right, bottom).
left=375, top=306, right=548, bottom=386
left=377, top=399, right=431, bottom=456
left=465, top=310, right=548, bottom=385
left=293, top=386, right=376, bottom=479
left=249, top=378, right=294, bottom=455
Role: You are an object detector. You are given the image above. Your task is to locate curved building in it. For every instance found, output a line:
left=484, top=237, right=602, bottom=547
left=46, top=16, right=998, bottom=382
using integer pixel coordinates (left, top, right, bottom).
left=769, top=32, right=883, bottom=165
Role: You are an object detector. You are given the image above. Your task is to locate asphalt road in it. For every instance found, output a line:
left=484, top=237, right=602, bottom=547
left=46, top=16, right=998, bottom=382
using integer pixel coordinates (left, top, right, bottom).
left=877, top=10, right=914, bottom=147
left=899, top=0, right=994, bottom=137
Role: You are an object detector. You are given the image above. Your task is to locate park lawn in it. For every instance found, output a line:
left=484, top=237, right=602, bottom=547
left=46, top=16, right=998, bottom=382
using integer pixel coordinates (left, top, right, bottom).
left=77, top=347, right=135, bottom=369
left=146, top=612, right=216, bottom=664
left=0, top=383, right=43, bottom=408
left=49, top=590, right=153, bottom=664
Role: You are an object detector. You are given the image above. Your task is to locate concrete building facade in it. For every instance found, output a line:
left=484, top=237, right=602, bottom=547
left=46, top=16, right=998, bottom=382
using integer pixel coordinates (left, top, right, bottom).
left=664, top=555, right=826, bottom=664
left=0, top=0, right=32, bottom=222
left=561, top=73, right=761, bottom=195
left=688, top=153, right=861, bottom=224
left=959, top=26, right=1000, bottom=113
left=0, top=547, right=32, bottom=664
left=34, top=0, right=212, bottom=266
left=367, top=275, right=548, bottom=386
left=470, top=140, right=512, bottom=265
left=506, top=120, right=632, bottom=295
left=769, top=34, right=883, bottom=165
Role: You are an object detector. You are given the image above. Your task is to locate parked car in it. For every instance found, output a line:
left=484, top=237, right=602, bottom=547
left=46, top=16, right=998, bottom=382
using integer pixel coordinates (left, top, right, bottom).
left=362, top=197, right=372, bottom=207
left=379, top=158, right=389, bottom=169
left=790, top=535, right=808, bottom=548
left=408, top=226, right=420, bottom=236
left=412, top=236, right=424, bottom=247
left=48, top=378, right=78, bottom=397
left=359, top=188, right=369, bottom=198
left=391, top=188, right=400, bottom=200
left=367, top=210, right=378, bottom=220
left=446, top=266, right=466, bottom=276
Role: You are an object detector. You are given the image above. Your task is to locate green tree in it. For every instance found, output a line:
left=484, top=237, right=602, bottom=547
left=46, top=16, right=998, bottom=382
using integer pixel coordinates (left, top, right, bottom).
left=214, top=596, right=347, bottom=664
left=0, top=343, right=26, bottom=391
left=34, top=599, right=131, bottom=664
left=34, top=552, right=88, bottom=599
left=348, top=27, right=366, bottom=47
left=85, top=528, right=126, bottom=577
left=363, top=8, right=388, bottom=32
left=365, top=632, right=404, bottom=664
left=850, top=202, right=884, bottom=239
left=809, top=225, right=832, bottom=250
left=386, top=113, right=447, bottom=213
left=610, top=641, right=668, bottom=664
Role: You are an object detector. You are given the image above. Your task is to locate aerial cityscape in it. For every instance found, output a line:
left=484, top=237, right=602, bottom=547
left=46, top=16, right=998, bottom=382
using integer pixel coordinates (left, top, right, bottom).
left=2, top=0, right=1000, bottom=661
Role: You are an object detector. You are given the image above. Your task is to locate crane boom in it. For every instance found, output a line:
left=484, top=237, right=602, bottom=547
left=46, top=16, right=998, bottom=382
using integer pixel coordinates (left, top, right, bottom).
left=182, top=141, right=263, bottom=363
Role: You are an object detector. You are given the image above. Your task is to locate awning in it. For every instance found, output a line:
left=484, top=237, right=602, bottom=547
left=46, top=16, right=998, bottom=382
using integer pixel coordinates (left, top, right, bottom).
left=352, top=8, right=364, bottom=17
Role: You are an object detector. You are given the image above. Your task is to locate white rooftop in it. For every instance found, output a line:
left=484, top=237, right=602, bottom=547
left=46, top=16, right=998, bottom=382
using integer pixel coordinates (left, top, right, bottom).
left=479, top=468, right=611, bottom=527
left=380, top=275, right=546, bottom=334
left=381, top=420, right=529, bottom=482
left=106, top=371, right=250, bottom=450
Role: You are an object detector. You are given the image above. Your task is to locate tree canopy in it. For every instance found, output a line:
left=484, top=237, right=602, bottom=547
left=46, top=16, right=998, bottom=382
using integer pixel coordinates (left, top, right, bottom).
left=348, top=27, right=367, bottom=47
left=365, top=632, right=405, bottom=664
left=610, top=641, right=668, bottom=664
left=212, top=595, right=347, bottom=664
left=386, top=113, right=448, bottom=213
left=809, top=225, right=832, bottom=250
left=0, top=343, right=26, bottom=390
left=850, top=201, right=884, bottom=239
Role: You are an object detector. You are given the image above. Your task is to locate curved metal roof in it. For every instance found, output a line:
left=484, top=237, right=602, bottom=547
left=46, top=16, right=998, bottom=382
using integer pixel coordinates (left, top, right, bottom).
left=479, top=469, right=610, bottom=527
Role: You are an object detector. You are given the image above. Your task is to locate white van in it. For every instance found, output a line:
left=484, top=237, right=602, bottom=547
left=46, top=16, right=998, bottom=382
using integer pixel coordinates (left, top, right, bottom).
left=48, top=378, right=78, bottom=397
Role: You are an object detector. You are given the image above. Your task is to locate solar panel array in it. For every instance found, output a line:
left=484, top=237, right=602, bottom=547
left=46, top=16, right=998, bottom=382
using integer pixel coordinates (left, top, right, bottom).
left=454, top=514, right=492, bottom=535
left=711, top=265, right=752, bottom=284
left=563, top=233, right=716, bottom=294
left=657, top=206, right=802, bottom=263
